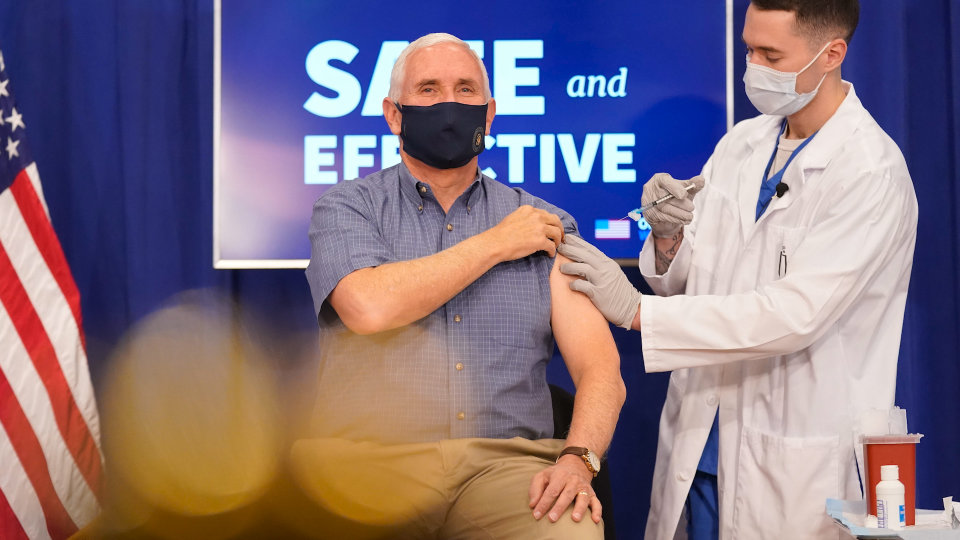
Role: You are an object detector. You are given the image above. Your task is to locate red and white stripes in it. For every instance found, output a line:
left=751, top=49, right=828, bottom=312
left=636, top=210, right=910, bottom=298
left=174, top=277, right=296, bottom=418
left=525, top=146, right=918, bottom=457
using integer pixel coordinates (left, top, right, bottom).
left=0, top=164, right=101, bottom=539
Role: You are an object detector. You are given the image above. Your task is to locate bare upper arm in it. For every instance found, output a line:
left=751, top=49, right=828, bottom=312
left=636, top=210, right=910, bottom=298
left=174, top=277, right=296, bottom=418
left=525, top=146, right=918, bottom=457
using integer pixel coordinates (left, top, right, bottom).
left=550, top=254, right=621, bottom=386
left=327, top=267, right=381, bottom=334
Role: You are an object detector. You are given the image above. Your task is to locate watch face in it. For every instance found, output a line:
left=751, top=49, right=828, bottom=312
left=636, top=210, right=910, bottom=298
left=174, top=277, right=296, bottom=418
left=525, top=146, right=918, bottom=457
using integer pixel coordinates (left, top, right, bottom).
left=587, top=451, right=601, bottom=472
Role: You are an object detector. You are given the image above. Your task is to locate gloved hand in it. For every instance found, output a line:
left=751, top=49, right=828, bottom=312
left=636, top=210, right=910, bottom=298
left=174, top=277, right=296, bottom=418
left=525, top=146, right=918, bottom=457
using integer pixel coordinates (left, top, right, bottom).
left=557, top=235, right=642, bottom=330
left=641, top=173, right=705, bottom=238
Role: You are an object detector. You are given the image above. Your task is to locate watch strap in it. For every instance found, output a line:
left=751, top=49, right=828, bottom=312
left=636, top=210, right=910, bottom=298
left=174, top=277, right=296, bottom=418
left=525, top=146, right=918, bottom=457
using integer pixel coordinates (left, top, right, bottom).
left=557, top=446, right=599, bottom=476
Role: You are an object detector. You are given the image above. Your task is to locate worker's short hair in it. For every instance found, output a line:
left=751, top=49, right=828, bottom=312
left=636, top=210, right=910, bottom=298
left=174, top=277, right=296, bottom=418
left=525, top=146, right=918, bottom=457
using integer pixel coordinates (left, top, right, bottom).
left=751, top=0, right=860, bottom=46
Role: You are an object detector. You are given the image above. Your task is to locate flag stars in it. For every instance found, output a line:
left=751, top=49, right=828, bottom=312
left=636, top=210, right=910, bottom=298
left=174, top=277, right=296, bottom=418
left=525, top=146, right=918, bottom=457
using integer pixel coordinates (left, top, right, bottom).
left=6, top=107, right=24, bottom=132
left=6, top=136, right=19, bottom=159
left=0, top=79, right=8, bottom=99
left=0, top=50, right=4, bottom=72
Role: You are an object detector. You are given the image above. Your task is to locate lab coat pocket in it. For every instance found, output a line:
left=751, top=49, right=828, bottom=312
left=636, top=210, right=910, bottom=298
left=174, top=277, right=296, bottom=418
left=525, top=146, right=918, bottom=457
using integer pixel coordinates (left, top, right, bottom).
left=732, top=425, right=839, bottom=539
left=766, top=225, right=806, bottom=282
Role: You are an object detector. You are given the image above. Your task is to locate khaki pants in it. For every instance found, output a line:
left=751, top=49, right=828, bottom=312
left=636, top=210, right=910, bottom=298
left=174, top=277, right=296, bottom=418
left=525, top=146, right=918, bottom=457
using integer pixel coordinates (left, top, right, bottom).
left=286, top=437, right=605, bottom=540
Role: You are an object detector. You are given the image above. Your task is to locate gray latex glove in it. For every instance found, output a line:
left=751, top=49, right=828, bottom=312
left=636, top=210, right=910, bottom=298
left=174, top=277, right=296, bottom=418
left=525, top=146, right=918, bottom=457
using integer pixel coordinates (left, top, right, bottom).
left=557, top=235, right=642, bottom=330
left=641, top=173, right=705, bottom=238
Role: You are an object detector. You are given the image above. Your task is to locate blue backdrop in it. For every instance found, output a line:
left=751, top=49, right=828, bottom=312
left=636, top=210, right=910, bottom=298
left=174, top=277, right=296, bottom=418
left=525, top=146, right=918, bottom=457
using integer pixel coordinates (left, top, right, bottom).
left=214, top=1, right=726, bottom=264
left=0, top=1, right=957, bottom=537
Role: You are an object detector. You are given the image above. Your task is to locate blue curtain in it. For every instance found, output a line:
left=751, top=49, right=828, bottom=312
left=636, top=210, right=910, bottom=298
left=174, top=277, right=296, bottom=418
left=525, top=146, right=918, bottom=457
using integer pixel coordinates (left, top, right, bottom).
left=0, top=2, right=957, bottom=537
left=888, top=0, right=960, bottom=512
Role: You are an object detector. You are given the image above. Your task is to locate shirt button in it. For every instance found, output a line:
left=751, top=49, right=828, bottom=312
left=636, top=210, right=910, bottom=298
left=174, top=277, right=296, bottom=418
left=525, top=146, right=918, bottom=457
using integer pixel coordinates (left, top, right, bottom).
left=419, top=185, right=427, bottom=193
left=417, top=205, right=423, bottom=212
left=456, top=412, right=465, bottom=420
left=466, top=205, right=471, bottom=213
left=454, top=314, right=462, bottom=323
left=677, top=471, right=691, bottom=482
left=455, top=362, right=464, bottom=371
left=446, top=223, right=454, bottom=231
left=706, top=395, right=718, bottom=406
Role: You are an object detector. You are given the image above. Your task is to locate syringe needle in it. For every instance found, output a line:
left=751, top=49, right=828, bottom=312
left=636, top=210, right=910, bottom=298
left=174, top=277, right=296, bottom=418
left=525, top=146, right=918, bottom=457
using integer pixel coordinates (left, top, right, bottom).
left=627, top=183, right=698, bottom=220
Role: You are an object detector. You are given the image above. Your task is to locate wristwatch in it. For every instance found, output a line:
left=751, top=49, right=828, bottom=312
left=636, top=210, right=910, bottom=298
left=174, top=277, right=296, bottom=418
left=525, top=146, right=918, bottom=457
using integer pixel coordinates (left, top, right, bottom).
left=557, top=446, right=600, bottom=477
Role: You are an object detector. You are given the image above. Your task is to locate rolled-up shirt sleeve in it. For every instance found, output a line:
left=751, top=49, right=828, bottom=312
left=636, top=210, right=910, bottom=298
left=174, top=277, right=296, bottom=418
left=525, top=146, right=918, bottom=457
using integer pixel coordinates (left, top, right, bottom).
left=523, top=192, right=579, bottom=238
left=305, top=186, right=394, bottom=316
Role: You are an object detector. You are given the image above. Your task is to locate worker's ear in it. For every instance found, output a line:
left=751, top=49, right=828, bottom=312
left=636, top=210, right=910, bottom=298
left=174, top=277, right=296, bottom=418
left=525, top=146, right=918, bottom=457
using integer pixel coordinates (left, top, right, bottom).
left=822, top=38, right=847, bottom=73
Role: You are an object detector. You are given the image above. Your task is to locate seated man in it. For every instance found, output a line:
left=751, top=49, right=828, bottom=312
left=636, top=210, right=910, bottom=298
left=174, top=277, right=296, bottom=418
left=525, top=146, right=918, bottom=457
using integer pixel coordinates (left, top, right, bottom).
left=295, top=33, right=625, bottom=539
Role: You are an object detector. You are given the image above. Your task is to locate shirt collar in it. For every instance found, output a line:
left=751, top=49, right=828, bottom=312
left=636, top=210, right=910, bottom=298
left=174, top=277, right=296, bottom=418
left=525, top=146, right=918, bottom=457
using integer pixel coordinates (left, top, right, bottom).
left=398, top=161, right=484, bottom=209
left=795, top=81, right=863, bottom=170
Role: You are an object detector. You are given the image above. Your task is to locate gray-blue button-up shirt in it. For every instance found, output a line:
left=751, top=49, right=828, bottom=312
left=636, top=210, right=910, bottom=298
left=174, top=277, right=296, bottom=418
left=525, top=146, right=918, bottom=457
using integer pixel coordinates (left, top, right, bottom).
left=305, top=162, right=578, bottom=443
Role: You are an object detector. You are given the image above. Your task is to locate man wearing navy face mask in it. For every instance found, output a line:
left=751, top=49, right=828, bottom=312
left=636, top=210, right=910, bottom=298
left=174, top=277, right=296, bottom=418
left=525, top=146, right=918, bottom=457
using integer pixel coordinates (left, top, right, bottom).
left=556, top=1, right=918, bottom=539
left=297, top=33, right=624, bottom=539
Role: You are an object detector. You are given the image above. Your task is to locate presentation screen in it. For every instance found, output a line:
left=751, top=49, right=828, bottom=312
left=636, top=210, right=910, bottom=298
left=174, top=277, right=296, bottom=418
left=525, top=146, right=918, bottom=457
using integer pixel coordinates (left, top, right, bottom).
left=214, top=1, right=730, bottom=268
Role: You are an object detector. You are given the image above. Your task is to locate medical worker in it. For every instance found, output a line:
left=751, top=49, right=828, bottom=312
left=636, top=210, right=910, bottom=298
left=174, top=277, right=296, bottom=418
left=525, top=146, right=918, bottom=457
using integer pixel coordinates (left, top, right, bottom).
left=558, top=1, right=917, bottom=538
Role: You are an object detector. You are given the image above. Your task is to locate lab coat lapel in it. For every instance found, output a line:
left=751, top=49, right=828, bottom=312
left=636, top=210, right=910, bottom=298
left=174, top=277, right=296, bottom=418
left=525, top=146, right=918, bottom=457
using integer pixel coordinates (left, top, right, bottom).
left=737, top=117, right=781, bottom=243
left=763, top=82, right=866, bottom=217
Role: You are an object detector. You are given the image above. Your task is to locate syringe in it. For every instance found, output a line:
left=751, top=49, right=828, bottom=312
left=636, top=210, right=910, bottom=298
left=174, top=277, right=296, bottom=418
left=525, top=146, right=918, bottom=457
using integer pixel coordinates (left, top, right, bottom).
left=626, top=183, right=698, bottom=221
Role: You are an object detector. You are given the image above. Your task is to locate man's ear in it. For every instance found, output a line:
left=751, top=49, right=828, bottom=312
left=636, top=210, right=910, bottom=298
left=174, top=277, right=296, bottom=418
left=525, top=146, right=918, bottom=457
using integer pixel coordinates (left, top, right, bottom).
left=383, top=98, right=402, bottom=135
left=485, top=98, right=496, bottom=135
left=823, top=38, right=847, bottom=72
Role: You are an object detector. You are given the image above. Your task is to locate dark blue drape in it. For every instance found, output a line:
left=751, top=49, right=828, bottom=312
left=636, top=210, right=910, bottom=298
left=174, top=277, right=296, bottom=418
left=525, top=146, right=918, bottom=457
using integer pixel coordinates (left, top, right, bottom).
left=1, top=2, right=957, bottom=537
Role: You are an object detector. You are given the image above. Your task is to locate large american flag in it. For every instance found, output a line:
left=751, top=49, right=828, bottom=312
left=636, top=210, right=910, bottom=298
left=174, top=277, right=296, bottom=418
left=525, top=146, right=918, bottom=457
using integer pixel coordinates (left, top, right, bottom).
left=0, top=49, right=102, bottom=538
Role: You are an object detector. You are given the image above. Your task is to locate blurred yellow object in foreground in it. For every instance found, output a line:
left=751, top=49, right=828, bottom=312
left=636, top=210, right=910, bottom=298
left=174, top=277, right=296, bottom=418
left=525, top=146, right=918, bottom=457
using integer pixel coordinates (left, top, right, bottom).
left=97, top=291, right=282, bottom=537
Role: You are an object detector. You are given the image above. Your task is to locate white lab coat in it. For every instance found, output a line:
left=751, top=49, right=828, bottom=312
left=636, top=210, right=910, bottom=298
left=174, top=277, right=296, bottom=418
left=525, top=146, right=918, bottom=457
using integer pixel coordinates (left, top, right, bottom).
left=639, top=83, right=917, bottom=540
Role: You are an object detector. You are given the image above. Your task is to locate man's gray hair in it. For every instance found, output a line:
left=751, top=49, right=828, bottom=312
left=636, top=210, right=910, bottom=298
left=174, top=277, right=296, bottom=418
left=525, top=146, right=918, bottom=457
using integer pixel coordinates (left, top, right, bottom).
left=388, top=33, right=491, bottom=103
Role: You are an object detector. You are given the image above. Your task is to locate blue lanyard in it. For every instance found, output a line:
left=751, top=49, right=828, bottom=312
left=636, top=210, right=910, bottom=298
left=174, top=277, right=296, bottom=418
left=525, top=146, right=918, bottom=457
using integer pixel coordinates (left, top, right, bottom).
left=756, top=121, right=817, bottom=220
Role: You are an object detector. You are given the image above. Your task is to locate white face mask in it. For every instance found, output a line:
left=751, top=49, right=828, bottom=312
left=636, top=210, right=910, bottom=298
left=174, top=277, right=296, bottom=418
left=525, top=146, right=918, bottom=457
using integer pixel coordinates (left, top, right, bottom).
left=743, top=42, right=831, bottom=116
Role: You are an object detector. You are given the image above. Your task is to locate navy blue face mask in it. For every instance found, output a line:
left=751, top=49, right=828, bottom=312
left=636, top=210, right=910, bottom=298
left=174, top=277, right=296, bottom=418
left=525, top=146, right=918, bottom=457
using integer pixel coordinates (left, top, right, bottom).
left=395, top=101, right=488, bottom=169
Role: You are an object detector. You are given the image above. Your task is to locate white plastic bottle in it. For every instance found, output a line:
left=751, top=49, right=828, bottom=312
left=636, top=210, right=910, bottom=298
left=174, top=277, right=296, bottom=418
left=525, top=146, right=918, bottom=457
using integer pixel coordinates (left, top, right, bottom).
left=876, top=464, right=906, bottom=529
